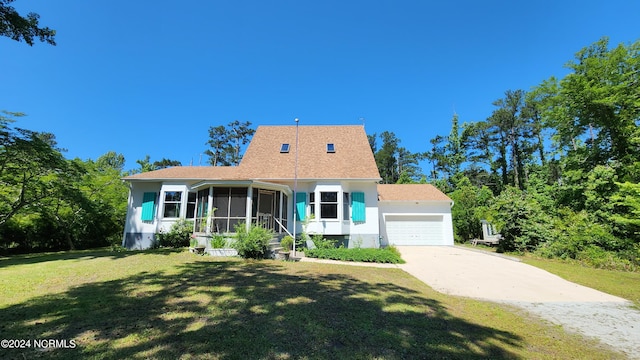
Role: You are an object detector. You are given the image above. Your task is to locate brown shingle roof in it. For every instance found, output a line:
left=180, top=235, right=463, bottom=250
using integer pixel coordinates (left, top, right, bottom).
left=123, top=166, right=244, bottom=180
left=240, top=125, right=381, bottom=180
left=123, top=125, right=381, bottom=181
left=377, top=184, right=452, bottom=202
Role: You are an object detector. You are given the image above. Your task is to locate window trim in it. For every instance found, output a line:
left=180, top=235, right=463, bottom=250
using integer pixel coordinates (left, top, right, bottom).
left=162, top=191, right=183, bottom=218
left=309, top=192, right=316, bottom=217
left=319, top=191, right=338, bottom=219
left=327, top=143, right=335, bottom=153
left=343, top=192, right=350, bottom=221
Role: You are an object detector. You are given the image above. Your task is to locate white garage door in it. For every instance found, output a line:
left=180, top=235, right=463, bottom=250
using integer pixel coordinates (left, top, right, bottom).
left=385, top=215, right=444, bottom=245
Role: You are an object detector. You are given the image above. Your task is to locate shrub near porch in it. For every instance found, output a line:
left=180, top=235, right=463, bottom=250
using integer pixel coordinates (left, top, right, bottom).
left=305, top=246, right=405, bottom=264
left=231, top=223, right=274, bottom=259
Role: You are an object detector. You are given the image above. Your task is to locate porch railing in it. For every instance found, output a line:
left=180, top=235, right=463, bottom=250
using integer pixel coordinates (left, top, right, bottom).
left=273, top=217, right=293, bottom=238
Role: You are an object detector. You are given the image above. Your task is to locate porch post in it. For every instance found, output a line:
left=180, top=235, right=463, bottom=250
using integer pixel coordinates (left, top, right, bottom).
left=246, top=185, right=253, bottom=232
left=206, top=186, right=213, bottom=234
left=278, top=191, right=284, bottom=234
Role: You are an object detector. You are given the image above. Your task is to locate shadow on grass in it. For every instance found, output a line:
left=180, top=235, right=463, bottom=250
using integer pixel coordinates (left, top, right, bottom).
left=0, top=247, right=184, bottom=269
left=0, top=260, right=523, bottom=359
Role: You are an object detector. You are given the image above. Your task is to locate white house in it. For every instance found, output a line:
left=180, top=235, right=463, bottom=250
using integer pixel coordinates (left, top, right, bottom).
left=121, top=125, right=454, bottom=249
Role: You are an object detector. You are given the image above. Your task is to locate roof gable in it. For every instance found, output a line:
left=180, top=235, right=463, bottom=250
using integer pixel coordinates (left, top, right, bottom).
left=239, top=125, right=381, bottom=180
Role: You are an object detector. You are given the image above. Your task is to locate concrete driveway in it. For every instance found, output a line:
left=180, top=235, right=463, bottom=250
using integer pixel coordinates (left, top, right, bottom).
left=395, top=246, right=640, bottom=359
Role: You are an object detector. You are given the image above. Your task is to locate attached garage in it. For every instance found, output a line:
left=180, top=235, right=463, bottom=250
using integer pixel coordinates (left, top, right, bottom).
left=385, top=215, right=445, bottom=245
left=377, top=184, right=454, bottom=246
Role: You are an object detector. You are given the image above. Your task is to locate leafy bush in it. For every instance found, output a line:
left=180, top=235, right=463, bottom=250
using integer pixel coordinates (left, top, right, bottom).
left=189, top=237, right=198, bottom=248
left=491, top=187, right=555, bottom=253
left=386, top=245, right=402, bottom=258
left=210, top=234, right=227, bottom=249
left=536, top=210, right=614, bottom=259
left=449, top=175, right=493, bottom=242
left=532, top=209, right=640, bottom=270
left=110, top=243, right=127, bottom=252
left=305, top=247, right=405, bottom=264
left=280, top=235, right=294, bottom=252
left=311, top=234, right=336, bottom=249
left=295, top=236, right=307, bottom=250
left=156, top=219, right=194, bottom=248
left=231, top=223, right=274, bottom=259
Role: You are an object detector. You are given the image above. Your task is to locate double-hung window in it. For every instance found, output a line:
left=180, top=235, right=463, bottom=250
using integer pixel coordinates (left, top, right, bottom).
left=320, top=191, right=338, bottom=219
left=163, top=191, right=182, bottom=218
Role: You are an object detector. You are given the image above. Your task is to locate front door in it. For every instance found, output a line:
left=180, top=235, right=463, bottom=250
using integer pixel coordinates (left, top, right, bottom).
left=257, top=190, right=275, bottom=230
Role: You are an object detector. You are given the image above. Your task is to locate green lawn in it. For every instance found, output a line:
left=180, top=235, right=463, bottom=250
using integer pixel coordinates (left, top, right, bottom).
left=0, top=249, right=625, bottom=359
left=461, top=243, right=640, bottom=308
left=522, top=257, right=640, bottom=308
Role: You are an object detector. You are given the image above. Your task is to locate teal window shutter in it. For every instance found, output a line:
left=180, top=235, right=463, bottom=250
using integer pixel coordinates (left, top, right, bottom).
left=351, top=192, right=366, bottom=223
left=295, top=192, right=306, bottom=221
left=141, top=192, right=156, bottom=221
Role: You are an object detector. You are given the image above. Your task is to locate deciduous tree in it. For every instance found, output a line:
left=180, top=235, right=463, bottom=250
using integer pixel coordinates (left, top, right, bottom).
left=205, top=121, right=255, bottom=166
left=0, top=0, right=56, bottom=45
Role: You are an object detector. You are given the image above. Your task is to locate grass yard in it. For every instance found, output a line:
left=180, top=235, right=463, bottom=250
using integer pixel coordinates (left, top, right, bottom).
left=522, top=257, right=640, bottom=308
left=461, top=243, right=640, bottom=308
left=0, top=249, right=625, bottom=359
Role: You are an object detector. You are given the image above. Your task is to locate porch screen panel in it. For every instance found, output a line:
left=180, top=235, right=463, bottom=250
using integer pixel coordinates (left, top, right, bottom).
left=295, top=192, right=306, bottom=221
left=229, top=188, right=247, bottom=217
left=251, top=191, right=258, bottom=218
left=213, top=188, right=230, bottom=232
left=228, top=219, right=243, bottom=232
left=351, top=192, right=366, bottom=223
left=213, top=188, right=230, bottom=217
left=214, top=219, right=229, bottom=234
left=141, top=192, right=156, bottom=221
left=195, top=188, right=210, bottom=233
left=196, top=189, right=210, bottom=217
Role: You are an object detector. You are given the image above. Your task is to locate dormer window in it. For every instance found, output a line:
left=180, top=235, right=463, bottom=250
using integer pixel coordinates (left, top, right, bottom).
left=280, top=143, right=290, bottom=153
left=327, top=143, right=335, bottom=153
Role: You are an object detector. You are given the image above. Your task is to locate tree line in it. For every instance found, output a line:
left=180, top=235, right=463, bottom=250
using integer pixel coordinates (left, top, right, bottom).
left=0, top=112, right=128, bottom=253
left=371, top=37, right=639, bottom=270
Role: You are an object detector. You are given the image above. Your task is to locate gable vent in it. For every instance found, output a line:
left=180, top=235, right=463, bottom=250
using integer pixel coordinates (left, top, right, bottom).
left=327, top=143, right=335, bottom=153
left=280, top=143, right=290, bottom=153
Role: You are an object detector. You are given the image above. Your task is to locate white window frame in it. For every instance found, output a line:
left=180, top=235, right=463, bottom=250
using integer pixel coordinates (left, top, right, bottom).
left=319, top=191, right=338, bottom=219
left=162, top=191, right=183, bottom=218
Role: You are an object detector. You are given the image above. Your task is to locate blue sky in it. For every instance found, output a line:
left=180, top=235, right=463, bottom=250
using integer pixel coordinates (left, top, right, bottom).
left=2, top=0, right=639, bottom=172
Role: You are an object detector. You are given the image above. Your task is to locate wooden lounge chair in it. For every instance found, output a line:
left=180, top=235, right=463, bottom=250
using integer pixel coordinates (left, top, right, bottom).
left=471, top=220, right=502, bottom=246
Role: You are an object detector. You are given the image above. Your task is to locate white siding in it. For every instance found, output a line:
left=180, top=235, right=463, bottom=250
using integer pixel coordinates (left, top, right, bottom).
left=288, top=180, right=380, bottom=248
left=122, top=182, right=162, bottom=249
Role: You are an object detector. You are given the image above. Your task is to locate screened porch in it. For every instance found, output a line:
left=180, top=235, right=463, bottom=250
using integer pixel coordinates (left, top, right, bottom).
left=191, top=185, right=290, bottom=235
